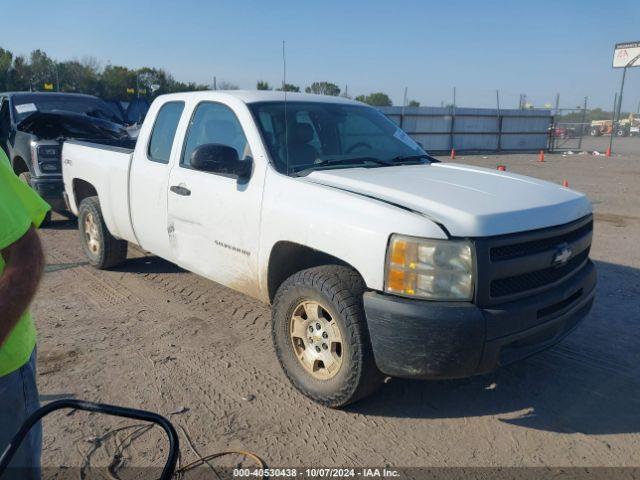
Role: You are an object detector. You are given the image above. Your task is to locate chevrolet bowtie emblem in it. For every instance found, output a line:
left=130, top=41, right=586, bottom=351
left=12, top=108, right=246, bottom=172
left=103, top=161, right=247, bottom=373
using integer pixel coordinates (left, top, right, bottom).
left=553, top=243, right=572, bottom=266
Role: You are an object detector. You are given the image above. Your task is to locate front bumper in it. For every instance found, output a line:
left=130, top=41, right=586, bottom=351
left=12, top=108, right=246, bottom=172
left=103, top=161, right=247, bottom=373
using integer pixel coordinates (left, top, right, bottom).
left=29, top=176, right=66, bottom=210
left=363, top=260, right=596, bottom=379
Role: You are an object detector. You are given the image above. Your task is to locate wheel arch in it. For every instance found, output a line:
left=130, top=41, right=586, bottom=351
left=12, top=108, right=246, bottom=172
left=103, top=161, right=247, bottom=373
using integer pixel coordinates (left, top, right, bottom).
left=266, top=241, right=365, bottom=304
left=72, top=178, right=99, bottom=210
left=12, top=156, right=29, bottom=175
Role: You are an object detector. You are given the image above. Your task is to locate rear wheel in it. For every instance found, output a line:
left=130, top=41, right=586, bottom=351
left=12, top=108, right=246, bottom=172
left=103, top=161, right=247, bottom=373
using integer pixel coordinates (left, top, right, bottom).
left=19, top=172, right=51, bottom=226
left=78, top=196, right=127, bottom=269
left=272, top=265, right=383, bottom=407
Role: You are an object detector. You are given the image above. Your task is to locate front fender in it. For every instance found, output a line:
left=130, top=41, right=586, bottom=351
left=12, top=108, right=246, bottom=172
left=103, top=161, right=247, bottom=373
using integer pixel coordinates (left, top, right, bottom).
left=258, top=170, right=447, bottom=296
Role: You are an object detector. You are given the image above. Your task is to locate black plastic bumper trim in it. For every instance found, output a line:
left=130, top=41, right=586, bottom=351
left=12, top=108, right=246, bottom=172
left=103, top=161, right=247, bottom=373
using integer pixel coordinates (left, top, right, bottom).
left=363, top=261, right=596, bottom=379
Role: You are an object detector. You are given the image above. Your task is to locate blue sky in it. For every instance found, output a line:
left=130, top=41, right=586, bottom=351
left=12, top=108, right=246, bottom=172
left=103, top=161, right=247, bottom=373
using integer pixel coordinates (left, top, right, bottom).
left=3, top=0, right=639, bottom=110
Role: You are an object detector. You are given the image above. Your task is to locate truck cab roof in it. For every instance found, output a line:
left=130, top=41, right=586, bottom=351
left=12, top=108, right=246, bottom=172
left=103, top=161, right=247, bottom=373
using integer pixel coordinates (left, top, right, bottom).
left=154, top=90, right=362, bottom=106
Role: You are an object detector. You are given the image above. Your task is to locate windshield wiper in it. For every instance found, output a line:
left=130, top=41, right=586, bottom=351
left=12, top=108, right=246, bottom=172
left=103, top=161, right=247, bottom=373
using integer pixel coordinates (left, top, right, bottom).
left=292, top=157, right=392, bottom=176
left=390, top=153, right=440, bottom=164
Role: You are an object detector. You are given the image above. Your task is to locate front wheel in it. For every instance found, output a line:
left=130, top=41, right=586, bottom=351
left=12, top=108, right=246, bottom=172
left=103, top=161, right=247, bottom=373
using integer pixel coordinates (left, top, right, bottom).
left=272, top=266, right=383, bottom=407
left=78, top=196, right=127, bottom=269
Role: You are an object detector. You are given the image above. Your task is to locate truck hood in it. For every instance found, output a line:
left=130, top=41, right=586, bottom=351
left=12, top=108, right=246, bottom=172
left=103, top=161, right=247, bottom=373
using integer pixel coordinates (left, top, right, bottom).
left=17, top=111, right=129, bottom=141
left=304, top=163, right=592, bottom=237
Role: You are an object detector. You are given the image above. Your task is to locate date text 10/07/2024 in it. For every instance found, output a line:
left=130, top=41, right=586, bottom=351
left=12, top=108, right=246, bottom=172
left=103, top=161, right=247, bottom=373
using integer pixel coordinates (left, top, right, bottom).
left=232, top=468, right=401, bottom=478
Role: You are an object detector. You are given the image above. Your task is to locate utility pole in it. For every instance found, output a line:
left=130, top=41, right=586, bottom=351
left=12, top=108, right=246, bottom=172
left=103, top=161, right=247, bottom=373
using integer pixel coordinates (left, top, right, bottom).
left=519, top=94, right=527, bottom=109
left=496, top=90, right=502, bottom=152
left=213, top=76, right=217, bottom=90
left=54, top=64, right=60, bottom=92
left=578, top=96, right=587, bottom=151
left=453, top=86, right=456, bottom=107
left=554, top=93, right=560, bottom=116
left=608, top=92, right=618, bottom=155
left=401, top=86, right=408, bottom=129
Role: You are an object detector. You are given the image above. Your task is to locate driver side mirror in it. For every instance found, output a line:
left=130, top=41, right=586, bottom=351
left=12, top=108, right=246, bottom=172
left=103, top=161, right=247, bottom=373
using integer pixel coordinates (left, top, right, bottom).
left=190, top=143, right=252, bottom=180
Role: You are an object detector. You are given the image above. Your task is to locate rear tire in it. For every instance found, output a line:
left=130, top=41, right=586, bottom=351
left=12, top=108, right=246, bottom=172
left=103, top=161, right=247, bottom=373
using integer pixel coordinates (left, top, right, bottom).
left=78, top=196, right=127, bottom=269
left=272, top=265, right=383, bottom=407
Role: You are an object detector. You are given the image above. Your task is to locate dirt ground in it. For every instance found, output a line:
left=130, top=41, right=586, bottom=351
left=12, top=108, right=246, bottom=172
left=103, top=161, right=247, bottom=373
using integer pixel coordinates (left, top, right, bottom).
left=32, top=148, right=640, bottom=474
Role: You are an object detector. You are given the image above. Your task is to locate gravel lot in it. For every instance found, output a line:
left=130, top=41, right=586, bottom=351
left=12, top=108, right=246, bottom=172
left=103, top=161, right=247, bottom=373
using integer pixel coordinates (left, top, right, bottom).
left=32, top=148, right=640, bottom=473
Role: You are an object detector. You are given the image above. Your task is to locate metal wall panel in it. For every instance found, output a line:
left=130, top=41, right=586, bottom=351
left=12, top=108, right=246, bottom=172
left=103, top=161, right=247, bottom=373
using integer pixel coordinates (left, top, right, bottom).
left=378, top=106, right=551, bottom=152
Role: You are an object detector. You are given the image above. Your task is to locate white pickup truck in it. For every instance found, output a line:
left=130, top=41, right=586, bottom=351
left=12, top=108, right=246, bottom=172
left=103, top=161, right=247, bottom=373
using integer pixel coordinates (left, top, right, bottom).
left=62, top=91, right=596, bottom=407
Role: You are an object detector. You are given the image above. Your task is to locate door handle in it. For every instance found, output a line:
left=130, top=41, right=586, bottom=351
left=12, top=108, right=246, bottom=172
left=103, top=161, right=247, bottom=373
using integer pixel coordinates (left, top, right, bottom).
left=170, top=185, right=191, bottom=196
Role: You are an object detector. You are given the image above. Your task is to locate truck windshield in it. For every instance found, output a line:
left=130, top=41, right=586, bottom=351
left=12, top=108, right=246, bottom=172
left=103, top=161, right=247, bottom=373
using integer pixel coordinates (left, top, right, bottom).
left=12, top=94, right=124, bottom=125
left=248, top=101, right=432, bottom=175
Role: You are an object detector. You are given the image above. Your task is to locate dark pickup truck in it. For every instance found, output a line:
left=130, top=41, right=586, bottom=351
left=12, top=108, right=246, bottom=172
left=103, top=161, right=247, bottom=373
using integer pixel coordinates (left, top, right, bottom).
left=0, top=92, right=130, bottom=220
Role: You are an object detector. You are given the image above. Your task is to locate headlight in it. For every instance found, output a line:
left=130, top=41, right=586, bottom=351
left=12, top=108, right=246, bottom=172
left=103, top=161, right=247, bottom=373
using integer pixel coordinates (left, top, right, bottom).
left=385, top=235, right=474, bottom=300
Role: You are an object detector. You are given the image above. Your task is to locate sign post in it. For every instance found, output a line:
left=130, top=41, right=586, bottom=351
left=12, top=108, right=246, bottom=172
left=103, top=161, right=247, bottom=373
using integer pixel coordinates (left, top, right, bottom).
left=610, top=42, right=640, bottom=154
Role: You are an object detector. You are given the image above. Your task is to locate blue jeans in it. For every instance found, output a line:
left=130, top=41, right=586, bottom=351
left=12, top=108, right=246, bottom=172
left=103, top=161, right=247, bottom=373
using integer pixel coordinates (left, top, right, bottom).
left=0, top=350, right=41, bottom=480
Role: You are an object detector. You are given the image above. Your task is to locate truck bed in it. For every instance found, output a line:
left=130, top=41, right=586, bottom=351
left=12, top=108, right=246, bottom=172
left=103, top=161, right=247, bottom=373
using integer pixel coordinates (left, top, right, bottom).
left=62, top=139, right=137, bottom=243
left=67, top=137, right=137, bottom=153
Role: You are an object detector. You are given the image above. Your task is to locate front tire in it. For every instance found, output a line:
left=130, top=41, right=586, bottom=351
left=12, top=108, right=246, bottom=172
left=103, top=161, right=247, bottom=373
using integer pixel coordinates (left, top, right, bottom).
left=272, top=266, right=383, bottom=407
left=78, top=196, right=127, bottom=269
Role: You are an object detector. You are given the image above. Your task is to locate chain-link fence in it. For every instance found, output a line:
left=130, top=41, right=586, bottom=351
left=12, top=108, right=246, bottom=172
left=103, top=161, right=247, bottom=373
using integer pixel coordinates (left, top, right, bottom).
left=550, top=104, right=640, bottom=153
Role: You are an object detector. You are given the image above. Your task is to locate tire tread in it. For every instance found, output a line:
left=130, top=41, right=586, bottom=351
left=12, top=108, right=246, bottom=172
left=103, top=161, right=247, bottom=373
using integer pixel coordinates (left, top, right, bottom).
left=78, top=196, right=127, bottom=269
left=272, top=265, right=383, bottom=407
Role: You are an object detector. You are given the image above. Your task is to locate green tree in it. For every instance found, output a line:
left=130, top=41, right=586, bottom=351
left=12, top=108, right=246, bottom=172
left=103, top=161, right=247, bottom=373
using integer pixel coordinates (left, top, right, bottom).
left=555, top=107, right=617, bottom=124
left=305, top=81, right=340, bottom=96
left=218, top=80, right=239, bottom=90
left=58, top=59, right=100, bottom=94
left=100, top=65, right=137, bottom=99
left=407, top=99, right=420, bottom=107
left=277, top=83, right=300, bottom=92
left=0, top=48, right=13, bottom=91
left=256, top=80, right=271, bottom=90
left=29, top=49, right=57, bottom=90
left=9, top=55, right=31, bottom=90
left=175, top=81, right=210, bottom=92
left=356, top=92, right=393, bottom=106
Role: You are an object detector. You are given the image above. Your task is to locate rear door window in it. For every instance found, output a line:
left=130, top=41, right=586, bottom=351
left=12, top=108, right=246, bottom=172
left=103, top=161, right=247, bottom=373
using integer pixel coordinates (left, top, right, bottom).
left=147, top=101, right=185, bottom=164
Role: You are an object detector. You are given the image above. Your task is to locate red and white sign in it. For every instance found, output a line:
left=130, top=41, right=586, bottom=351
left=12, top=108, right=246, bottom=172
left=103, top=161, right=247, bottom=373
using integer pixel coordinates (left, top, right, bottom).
left=613, top=42, right=640, bottom=68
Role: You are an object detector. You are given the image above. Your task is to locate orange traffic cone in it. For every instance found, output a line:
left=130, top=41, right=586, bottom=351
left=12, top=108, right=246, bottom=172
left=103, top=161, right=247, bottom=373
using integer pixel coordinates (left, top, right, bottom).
left=605, top=147, right=611, bottom=157
left=562, top=180, right=569, bottom=187
left=538, top=150, right=545, bottom=162
left=497, top=165, right=506, bottom=171
left=450, top=148, right=456, bottom=160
